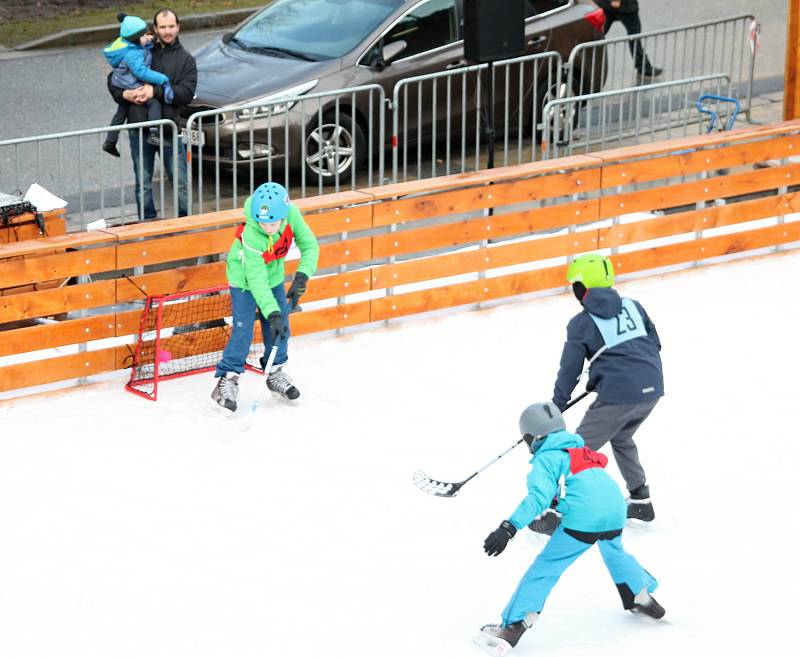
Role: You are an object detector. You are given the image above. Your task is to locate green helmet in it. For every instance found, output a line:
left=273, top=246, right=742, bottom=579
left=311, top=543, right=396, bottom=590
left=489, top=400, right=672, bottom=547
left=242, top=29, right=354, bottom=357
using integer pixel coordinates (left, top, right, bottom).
left=566, top=254, right=615, bottom=288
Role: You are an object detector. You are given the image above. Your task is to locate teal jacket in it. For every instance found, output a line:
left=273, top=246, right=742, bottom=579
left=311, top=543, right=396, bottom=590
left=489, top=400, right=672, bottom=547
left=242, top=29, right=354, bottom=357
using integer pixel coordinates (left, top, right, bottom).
left=508, top=430, right=627, bottom=533
left=226, top=196, right=319, bottom=317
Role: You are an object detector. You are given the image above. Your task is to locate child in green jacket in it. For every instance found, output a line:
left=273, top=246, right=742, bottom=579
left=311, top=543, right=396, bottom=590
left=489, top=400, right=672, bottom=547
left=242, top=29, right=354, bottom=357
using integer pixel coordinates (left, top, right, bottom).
left=212, top=182, right=319, bottom=413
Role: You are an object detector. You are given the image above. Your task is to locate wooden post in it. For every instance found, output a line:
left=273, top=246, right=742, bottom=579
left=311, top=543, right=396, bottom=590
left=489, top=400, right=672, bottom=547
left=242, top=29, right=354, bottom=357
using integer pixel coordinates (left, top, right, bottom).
left=785, top=0, right=800, bottom=119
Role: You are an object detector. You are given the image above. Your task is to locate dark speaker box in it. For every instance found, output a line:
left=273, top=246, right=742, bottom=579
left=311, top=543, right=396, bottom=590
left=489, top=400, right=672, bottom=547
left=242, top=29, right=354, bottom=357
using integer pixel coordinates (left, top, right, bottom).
left=463, top=0, right=525, bottom=64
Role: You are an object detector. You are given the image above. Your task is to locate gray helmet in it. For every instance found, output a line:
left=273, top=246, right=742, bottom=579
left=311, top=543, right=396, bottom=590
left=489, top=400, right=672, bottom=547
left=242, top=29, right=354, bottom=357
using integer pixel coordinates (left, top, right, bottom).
left=519, top=402, right=565, bottom=439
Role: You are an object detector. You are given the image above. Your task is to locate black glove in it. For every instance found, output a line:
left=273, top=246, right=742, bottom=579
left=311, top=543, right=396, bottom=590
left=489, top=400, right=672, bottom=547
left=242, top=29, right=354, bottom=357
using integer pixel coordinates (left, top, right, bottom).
left=267, top=311, right=287, bottom=342
left=287, top=272, right=308, bottom=310
left=483, top=520, right=517, bottom=557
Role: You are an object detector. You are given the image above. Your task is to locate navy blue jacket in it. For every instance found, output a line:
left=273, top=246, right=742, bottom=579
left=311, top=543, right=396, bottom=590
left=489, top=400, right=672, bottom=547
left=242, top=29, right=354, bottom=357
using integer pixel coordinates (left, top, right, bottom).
left=553, top=287, right=663, bottom=410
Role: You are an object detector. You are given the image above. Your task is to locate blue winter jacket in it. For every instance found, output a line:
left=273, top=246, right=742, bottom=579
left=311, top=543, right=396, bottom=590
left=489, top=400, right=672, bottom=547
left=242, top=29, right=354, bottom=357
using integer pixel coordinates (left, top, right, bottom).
left=553, top=287, right=663, bottom=411
left=103, top=37, right=169, bottom=90
left=508, top=430, right=627, bottom=532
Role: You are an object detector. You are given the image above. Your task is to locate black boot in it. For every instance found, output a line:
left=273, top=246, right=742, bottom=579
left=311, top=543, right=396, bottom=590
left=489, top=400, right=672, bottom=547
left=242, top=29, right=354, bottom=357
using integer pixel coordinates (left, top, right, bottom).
left=632, top=588, right=666, bottom=619
left=102, top=141, right=120, bottom=157
left=627, top=484, right=655, bottom=521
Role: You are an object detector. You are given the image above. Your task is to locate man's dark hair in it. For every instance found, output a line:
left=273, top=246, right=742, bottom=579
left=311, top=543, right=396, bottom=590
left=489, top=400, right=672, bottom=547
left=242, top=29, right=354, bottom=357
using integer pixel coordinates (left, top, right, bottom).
left=153, top=8, right=180, bottom=26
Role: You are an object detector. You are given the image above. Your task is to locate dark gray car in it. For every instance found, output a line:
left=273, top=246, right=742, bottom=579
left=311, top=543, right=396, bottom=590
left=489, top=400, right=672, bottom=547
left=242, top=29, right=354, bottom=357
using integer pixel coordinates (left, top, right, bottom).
left=185, top=0, right=605, bottom=184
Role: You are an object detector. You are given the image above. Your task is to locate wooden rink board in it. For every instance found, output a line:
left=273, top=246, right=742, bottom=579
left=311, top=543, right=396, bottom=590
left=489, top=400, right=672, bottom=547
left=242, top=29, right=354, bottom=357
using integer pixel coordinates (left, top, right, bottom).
left=2, top=122, right=800, bottom=393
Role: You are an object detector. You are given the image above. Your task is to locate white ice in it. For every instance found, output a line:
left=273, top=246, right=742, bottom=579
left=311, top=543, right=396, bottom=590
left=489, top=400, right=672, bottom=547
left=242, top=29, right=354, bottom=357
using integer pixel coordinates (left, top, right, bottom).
left=1, top=250, right=798, bottom=657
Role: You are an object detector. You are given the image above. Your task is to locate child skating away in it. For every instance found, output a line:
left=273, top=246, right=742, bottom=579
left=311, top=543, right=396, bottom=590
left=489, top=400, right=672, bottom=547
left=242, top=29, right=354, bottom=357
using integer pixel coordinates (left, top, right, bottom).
left=531, top=253, right=663, bottom=536
left=211, top=182, right=319, bottom=414
left=475, top=402, right=664, bottom=656
left=102, top=14, right=174, bottom=157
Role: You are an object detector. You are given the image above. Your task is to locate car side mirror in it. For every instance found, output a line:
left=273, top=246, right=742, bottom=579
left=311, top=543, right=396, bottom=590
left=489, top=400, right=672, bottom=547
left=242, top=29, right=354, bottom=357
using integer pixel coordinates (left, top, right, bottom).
left=221, top=32, right=234, bottom=45
left=370, top=40, right=407, bottom=72
left=382, top=40, right=407, bottom=64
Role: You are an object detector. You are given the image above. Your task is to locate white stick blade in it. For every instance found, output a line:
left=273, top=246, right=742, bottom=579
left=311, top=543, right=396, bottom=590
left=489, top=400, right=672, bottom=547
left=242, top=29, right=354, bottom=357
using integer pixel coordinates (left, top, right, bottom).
left=412, top=469, right=458, bottom=497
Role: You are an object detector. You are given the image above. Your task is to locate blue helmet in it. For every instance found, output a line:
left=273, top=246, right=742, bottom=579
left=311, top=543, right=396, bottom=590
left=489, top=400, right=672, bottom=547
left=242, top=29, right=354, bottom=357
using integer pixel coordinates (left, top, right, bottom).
left=251, top=182, right=290, bottom=223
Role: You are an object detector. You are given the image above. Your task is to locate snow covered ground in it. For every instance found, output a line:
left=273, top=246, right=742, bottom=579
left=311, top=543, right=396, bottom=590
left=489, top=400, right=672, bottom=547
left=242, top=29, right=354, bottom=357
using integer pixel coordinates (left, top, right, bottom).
left=1, top=250, right=798, bottom=657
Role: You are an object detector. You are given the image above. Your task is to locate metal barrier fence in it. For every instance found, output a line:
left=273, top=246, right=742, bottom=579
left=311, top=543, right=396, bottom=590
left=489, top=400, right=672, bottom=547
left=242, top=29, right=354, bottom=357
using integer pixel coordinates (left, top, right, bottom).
left=184, top=84, right=385, bottom=215
left=391, top=51, right=563, bottom=183
left=567, top=14, right=757, bottom=118
left=542, top=74, right=732, bottom=159
left=0, top=120, right=182, bottom=229
left=0, top=16, right=761, bottom=231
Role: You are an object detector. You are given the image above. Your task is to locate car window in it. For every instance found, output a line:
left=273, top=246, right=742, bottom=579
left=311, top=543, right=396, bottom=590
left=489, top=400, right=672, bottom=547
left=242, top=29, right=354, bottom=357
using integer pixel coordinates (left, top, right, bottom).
left=234, top=0, right=403, bottom=60
left=382, top=0, right=459, bottom=60
left=526, top=0, right=570, bottom=17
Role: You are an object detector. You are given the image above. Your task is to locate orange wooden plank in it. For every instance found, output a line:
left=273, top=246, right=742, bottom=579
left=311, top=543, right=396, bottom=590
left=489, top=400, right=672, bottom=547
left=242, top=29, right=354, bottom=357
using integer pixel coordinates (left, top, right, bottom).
left=0, top=346, right=117, bottom=392
left=0, top=280, right=116, bottom=323
left=597, top=191, right=800, bottom=249
left=372, top=168, right=601, bottom=226
left=601, top=134, right=800, bottom=187
left=291, top=301, right=372, bottom=335
left=598, top=164, right=800, bottom=218
left=115, top=262, right=228, bottom=302
left=304, top=269, right=372, bottom=302
left=594, top=121, right=800, bottom=163
left=361, top=155, right=602, bottom=201
left=0, top=246, right=117, bottom=288
left=0, top=230, right=116, bottom=259
left=316, top=236, right=372, bottom=269
left=116, top=226, right=235, bottom=269
left=0, top=314, right=120, bottom=357
left=303, top=204, right=373, bottom=236
left=370, top=265, right=566, bottom=321
left=611, top=222, right=800, bottom=276
left=371, top=198, right=598, bottom=259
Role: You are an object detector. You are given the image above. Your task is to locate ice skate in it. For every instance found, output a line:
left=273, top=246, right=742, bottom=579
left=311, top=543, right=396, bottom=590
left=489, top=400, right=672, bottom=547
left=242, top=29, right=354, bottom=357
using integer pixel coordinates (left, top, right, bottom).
left=473, top=614, right=537, bottom=656
left=211, top=371, right=239, bottom=414
left=528, top=508, right=561, bottom=535
left=266, top=364, right=300, bottom=401
left=626, top=484, right=655, bottom=522
left=631, top=588, right=665, bottom=619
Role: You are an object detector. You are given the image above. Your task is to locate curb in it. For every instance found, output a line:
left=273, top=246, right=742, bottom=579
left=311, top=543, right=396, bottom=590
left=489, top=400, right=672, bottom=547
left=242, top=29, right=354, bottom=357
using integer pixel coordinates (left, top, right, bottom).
left=14, top=7, right=260, bottom=51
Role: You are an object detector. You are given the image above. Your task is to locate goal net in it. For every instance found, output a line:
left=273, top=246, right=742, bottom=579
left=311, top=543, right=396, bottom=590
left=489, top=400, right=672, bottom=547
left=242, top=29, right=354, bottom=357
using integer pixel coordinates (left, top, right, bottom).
left=125, top=285, right=263, bottom=400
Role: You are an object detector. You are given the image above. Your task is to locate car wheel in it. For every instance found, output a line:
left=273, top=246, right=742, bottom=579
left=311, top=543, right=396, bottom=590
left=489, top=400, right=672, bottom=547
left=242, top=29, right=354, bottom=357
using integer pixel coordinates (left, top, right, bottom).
left=304, top=111, right=365, bottom=185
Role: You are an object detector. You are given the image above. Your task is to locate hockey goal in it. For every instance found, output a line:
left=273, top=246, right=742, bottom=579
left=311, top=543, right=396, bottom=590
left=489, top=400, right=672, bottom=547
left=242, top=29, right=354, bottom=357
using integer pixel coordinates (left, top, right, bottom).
left=125, top=285, right=263, bottom=400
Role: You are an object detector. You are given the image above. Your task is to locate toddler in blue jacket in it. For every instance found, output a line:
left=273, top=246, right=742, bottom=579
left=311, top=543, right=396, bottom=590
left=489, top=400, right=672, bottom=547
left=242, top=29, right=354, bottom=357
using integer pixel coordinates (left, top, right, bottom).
left=102, top=14, right=174, bottom=156
left=474, top=402, right=664, bottom=656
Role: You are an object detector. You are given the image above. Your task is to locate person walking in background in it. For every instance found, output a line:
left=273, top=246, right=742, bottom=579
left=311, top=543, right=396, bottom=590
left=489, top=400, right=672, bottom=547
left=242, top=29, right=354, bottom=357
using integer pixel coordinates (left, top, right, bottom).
left=596, top=0, right=662, bottom=79
left=106, top=8, right=196, bottom=220
left=475, top=402, right=664, bottom=656
left=211, top=182, right=319, bottom=414
left=102, top=13, right=174, bottom=157
left=531, top=254, right=664, bottom=536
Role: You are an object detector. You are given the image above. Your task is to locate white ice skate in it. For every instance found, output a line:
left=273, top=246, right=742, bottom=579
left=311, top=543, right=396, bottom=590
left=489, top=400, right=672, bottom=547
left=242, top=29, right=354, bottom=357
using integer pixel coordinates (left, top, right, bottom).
left=473, top=614, right=537, bottom=656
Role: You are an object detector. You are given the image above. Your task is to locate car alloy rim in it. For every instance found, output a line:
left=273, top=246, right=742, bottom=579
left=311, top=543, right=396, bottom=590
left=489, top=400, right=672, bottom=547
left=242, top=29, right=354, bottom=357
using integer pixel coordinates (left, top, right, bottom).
left=305, top=122, right=354, bottom=177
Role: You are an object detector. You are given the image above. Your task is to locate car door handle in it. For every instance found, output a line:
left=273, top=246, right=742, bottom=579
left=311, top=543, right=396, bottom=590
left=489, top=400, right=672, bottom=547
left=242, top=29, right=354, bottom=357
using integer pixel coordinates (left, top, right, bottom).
left=528, top=35, right=547, bottom=46
left=446, top=59, right=466, bottom=69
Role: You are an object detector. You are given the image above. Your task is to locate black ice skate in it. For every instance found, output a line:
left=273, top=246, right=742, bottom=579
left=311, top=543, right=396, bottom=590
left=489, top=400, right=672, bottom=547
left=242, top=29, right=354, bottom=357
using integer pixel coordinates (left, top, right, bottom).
left=528, top=508, right=562, bottom=535
left=631, top=588, right=666, bottom=619
left=474, top=613, right=538, bottom=656
left=626, top=484, right=655, bottom=522
left=211, top=371, right=239, bottom=414
left=266, top=365, right=300, bottom=401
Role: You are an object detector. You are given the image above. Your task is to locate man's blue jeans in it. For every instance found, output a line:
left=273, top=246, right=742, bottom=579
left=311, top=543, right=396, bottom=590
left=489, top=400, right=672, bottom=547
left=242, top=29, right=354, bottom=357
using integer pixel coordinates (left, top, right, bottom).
left=128, top=131, right=188, bottom=220
left=215, top=284, right=291, bottom=377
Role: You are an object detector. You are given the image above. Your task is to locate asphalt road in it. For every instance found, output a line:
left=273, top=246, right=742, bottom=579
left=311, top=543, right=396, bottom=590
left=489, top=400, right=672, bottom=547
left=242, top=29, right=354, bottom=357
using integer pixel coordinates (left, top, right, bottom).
left=0, top=1, right=788, bottom=142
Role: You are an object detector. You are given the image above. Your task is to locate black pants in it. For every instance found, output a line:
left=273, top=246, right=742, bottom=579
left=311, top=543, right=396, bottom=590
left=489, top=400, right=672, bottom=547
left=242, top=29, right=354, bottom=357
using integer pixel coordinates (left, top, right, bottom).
left=106, top=97, right=162, bottom=145
left=603, top=9, right=654, bottom=73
